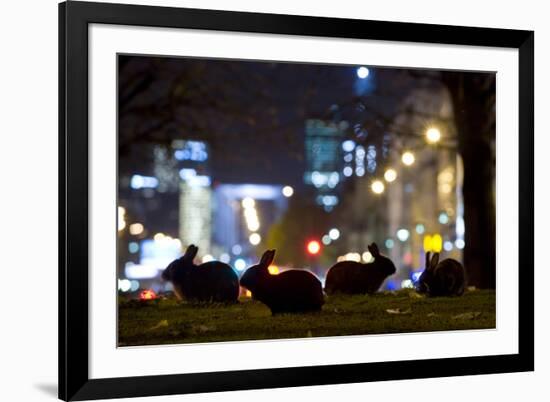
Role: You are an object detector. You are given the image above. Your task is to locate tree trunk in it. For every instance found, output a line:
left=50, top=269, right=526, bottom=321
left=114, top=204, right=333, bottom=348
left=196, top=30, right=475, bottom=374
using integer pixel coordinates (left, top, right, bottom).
left=444, top=73, right=496, bottom=289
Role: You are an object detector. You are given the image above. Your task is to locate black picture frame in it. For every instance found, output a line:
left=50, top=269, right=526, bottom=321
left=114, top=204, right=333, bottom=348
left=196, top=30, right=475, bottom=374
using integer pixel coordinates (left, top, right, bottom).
left=59, top=1, right=534, bottom=400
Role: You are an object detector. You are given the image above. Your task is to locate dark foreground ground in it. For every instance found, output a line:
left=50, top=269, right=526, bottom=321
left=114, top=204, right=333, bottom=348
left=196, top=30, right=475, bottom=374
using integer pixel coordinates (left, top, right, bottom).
left=118, top=289, right=495, bottom=346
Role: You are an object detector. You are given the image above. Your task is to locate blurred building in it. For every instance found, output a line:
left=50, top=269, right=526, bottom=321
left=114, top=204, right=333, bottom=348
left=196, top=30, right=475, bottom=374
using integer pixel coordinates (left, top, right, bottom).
left=303, top=119, right=345, bottom=211
left=384, top=88, right=464, bottom=287
left=212, top=184, right=288, bottom=266
left=117, top=139, right=212, bottom=293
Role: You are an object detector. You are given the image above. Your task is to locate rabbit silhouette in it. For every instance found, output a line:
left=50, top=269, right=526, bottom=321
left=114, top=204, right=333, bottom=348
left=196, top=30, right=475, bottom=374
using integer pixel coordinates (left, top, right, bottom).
left=162, top=244, right=239, bottom=303
left=325, top=243, right=396, bottom=295
left=417, top=251, right=466, bottom=297
left=240, top=249, right=324, bottom=315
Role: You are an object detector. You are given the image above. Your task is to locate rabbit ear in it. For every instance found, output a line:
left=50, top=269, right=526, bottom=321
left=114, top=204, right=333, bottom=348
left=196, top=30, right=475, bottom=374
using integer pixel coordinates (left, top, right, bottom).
left=430, top=253, right=440, bottom=270
left=183, top=244, right=198, bottom=261
left=425, top=251, right=431, bottom=270
left=368, top=243, right=380, bottom=257
left=260, top=249, right=276, bottom=267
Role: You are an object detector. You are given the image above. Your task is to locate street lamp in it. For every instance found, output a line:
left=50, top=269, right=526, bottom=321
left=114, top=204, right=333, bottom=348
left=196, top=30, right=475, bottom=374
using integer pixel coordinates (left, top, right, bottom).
left=426, top=127, right=442, bottom=144
left=371, top=180, right=385, bottom=194
left=401, top=151, right=415, bottom=166
left=384, top=168, right=397, bottom=182
left=356, top=66, right=369, bottom=79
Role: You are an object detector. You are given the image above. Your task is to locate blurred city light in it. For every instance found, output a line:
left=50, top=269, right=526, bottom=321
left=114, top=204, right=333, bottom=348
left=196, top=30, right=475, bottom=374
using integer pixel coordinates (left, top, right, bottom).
left=128, top=242, right=139, bottom=254
left=130, top=280, right=140, bottom=292
left=385, top=238, right=395, bottom=249
left=174, top=140, right=208, bottom=162
left=153, top=232, right=165, bottom=241
left=411, top=271, right=423, bottom=282
left=343, top=166, right=353, bottom=177
left=384, top=168, right=397, bottom=182
left=397, top=228, right=410, bottom=242
left=307, top=240, right=321, bottom=255
left=343, top=252, right=361, bottom=262
left=139, top=289, right=157, bottom=301
left=139, top=239, right=182, bottom=272
left=423, top=235, right=433, bottom=252
left=401, top=279, right=414, bottom=289
left=232, top=244, right=242, bottom=255
left=456, top=216, right=465, bottom=236
left=129, top=223, right=144, bottom=235
left=342, top=140, right=356, bottom=152
left=455, top=239, right=465, bottom=249
left=282, top=186, right=294, bottom=197
left=431, top=234, right=443, bottom=252
left=234, top=258, right=246, bottom=271
left=249, top=233, right=261, bottom=245
left=242, top=197, right=255, bottom=209
left=371, top=180, right=385, bottom=194
left=444, top=241, right=454, bottom=251
left=130, top=174, right=159, bottom=189
left=220, top=253, right=231, bottom=263
left=202, top=254, right=214, bottom=263
left=438, top=212, right=449, bottom=224
left=118, top=279, right=131, bottom=292
left=415, top=223, right=425, bottom=234
left=268, top=265, right=280, bottom=275
left=178, top=168, right=211, bottom=187
left=328, top=228, right=340, bottom=240
left=362, top=251, right=374, bottom=263
left=356, top=66, right=370, bottom=79
left=125, top=262, right=158, bottom=279
left=327, top=172, right=340, bottom=188
left=401, top=151, right=415, bottom=166
left=118, top=207, right=126, bottom=232
left=322, top=235, right=332, bottom=245
left=426, top=127, right=442, bottom=144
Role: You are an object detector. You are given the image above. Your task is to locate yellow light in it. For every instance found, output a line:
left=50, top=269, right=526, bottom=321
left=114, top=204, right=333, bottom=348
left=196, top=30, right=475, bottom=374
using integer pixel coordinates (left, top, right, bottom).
left=118, top=207, right=126, bottom=232
left=371, top=180, right=385, bottom=194
left=431, top=234, right=443, bottom=252
left=245, top=290, right=252, bottom=297
left=362, top=251, right=374, bottom=263
left=401, top=151, right=415, bottom=166
left=423, top=235, right=433, bottom=252
left=424, top=234, right=443, bottom=253
left=202, top=254, right=214, bottom=263
left=153, top=232, right=165, bottom=241
left=129, top=223, right=144, bottom=235
left=282, top=186, right=294, bottom=197
left=242, top=197, right=255, bottom=209
left=344, top=252, right=361, bottom=262
left=268, top=265, right=279, bottom=275
left=426, top=127, right=442, bottom=144
left=384, top=168, right=397, bottom=183
left=249, top=233, right=261, bottom=245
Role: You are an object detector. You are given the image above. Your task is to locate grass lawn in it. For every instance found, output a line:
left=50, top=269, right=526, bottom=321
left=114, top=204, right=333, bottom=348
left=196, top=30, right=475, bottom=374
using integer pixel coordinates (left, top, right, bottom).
left=118, top=289, right=495, bottom=346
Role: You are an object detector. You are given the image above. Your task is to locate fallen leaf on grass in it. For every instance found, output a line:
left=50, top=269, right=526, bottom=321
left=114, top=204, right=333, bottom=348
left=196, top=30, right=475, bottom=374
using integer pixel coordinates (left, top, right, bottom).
left=466, top=286, right=478, bottom=292
left=149, top=320, right=169, bottom=331
left=427, top=312, right=438, bottom=317
left=191, top=324, right=216, bottom=333
left=386, top=308, right=412, bottom=315
left=452, top=312, right=481, bottom=320
left=408, top=291, right=424, bottom=299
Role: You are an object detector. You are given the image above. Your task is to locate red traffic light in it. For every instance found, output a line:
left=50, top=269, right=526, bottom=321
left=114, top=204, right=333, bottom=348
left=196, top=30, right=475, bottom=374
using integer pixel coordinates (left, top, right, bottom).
left=307, top=240, right=321, bottom=255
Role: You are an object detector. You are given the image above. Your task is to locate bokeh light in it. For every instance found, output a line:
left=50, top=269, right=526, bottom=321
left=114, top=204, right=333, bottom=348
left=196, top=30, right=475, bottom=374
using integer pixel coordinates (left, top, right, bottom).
left=401, top=151, right=415, bottom=166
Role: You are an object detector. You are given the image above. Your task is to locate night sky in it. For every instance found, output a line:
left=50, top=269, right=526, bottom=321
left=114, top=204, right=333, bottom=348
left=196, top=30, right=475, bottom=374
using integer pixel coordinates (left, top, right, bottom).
left=118, top=55, right=403, bottom=189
